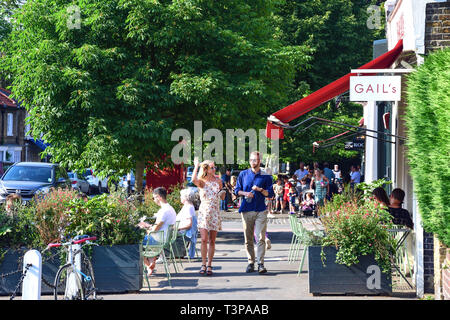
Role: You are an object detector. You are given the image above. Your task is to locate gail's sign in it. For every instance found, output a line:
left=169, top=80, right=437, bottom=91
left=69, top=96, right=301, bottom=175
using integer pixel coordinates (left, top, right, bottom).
left=350, top=76, right=401, bottom=101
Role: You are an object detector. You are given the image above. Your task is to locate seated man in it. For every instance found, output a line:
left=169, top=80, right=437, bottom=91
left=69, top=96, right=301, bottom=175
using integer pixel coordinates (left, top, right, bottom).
left=388, top=188, right=414, bottom=229
left=138, top=187, right=176, bottom=275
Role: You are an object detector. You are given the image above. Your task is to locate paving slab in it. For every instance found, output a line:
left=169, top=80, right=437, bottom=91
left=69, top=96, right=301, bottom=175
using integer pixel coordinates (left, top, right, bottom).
left=2, top=213, right=417, bottom=301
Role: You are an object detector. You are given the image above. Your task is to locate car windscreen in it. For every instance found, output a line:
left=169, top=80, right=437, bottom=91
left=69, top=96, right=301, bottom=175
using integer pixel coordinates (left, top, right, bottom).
left=2, top=166, right=53, bottom=183
left=68, top=173, right=75, bottom=178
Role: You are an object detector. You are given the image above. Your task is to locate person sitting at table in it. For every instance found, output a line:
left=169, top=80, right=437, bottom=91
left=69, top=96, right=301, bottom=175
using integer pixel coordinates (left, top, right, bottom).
left=138, top=187, right=177, bottom=276
left=172, top=188, right=198, bottom=258
left=372, top=187, right=390, bottom=209
left=388, top=188, right=414, bottom=229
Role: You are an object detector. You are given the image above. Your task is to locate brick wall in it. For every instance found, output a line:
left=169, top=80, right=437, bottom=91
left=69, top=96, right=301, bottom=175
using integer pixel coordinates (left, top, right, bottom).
left=425, top=1, right=450, bottom=54
left=434, top=236, right=450, bottom=300
left=423, top=1, right=449, bottom=298
left=444, top=250, right=450, bottom=300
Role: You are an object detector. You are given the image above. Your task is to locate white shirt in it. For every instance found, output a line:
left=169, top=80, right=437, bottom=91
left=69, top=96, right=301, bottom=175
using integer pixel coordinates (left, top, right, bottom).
left=155, top=202, right=177, bottom=240
left=333, top=170, right=341, bottom=179
left=177, top=203, right=196, bottom=230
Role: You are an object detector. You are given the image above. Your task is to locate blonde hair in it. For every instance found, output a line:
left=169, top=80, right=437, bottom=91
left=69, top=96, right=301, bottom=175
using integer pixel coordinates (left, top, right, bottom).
left=230, top=175, right=237, bottom=186
left=198, top=160, right=214, bottom=179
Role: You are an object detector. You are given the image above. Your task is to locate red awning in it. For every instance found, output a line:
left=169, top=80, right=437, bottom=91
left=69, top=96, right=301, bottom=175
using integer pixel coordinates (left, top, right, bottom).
left=266, top=39, right=403, bottom=140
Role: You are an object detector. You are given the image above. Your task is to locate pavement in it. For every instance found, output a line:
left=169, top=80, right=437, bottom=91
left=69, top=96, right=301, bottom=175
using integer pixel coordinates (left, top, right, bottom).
left=3, top=209, right=417, bottom=301
left=98, top=210, right=417, bottom=301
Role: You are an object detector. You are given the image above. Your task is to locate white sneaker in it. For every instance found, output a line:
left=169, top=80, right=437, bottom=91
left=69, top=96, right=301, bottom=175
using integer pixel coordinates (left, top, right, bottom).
left=267, top=213, right=275, bottom=218
left=265, top=238, right=272, bottom=250
left=155, top=256, right=164, bottom=264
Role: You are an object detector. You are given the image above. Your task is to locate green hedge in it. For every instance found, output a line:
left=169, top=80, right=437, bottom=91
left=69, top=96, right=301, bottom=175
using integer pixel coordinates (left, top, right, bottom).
left=405, top=48, right=450, bottom=246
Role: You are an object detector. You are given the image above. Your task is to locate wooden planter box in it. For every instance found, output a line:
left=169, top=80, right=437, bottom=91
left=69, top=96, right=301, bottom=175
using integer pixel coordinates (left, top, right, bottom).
left=0, top=248, right=61, bottom=296
left=1, top=244, right=143, bottom=296
left=308, top=246, right=392, bottom=296
left=91, top=244, right=143, bottom=293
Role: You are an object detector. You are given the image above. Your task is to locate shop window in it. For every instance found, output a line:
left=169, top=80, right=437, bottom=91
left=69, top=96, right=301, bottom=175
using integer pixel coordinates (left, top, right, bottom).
left=7, top=113, right=13, bottom=136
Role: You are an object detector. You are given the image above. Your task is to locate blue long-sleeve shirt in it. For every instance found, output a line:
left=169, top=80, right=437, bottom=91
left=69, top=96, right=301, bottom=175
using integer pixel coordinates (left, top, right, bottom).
left=234, top=169, right=274, bottom=213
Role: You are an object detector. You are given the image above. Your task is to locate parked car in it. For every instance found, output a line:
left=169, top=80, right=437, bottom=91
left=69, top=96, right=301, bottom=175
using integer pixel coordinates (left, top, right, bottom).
left=67, top=171, right=91, bottom=194
left=85, top=168, right=108, bottom=194
left=186, top=166, right=194, bottom=182
left=0, top=162, right=71, bottom=203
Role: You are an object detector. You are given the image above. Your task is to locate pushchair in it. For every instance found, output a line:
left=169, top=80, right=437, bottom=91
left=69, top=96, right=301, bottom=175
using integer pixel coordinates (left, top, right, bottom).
left=299, top=189, right=316, bottom=217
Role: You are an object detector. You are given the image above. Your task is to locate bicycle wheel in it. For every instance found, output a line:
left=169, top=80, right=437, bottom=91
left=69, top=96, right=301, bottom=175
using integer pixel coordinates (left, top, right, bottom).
left=54, top=264, right=84, bottom=300
left=79, top=250, right=97, bottom=300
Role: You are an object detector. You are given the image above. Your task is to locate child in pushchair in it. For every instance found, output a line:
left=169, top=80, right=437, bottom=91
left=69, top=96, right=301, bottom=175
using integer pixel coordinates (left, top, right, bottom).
left=300, top=191, right=316, bottom=216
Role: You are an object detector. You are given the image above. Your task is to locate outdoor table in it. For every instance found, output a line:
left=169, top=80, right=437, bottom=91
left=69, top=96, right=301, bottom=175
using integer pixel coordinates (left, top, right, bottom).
left=388, top=227, right=414, bottom=289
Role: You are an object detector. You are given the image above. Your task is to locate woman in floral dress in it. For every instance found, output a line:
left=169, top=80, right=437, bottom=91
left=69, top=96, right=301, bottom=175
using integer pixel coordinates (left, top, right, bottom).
left=191, top=157, right=226, bottom=276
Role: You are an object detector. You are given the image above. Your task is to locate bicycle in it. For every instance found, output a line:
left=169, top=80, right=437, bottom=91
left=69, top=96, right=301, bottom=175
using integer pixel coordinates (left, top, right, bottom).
left=46, top=235, right=99, bottom=300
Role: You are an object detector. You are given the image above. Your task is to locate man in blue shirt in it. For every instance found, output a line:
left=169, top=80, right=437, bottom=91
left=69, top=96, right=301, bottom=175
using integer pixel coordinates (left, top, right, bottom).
left=323, top=162, right=335, bottom=199
left=234, top=151, right=274, bottom=274
left=293, top=162, right=308, bottom=181
left=350, top=165, right=361, bottom=190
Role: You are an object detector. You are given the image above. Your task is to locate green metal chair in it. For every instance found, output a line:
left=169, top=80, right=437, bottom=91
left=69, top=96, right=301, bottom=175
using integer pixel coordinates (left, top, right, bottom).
left=142, top=230, right=172, bottom=290
left=288, top=214, right=303, bottom=263
left=297, top=220, right=308, bottom=276
left=165, top=221, right=184, bottom=272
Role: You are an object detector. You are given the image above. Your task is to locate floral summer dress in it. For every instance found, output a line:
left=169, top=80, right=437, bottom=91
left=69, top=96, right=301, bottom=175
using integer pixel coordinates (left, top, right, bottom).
left=198, top=179, right=222, bottom=231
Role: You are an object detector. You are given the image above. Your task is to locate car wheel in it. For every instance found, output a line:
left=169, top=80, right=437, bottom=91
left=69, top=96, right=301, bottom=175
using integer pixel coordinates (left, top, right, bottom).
left=88, top=185, right=94, bottom=195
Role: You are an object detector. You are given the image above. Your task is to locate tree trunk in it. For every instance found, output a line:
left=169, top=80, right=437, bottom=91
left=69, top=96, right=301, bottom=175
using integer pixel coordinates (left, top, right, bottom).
left=135, top=160, right=145, bottom=194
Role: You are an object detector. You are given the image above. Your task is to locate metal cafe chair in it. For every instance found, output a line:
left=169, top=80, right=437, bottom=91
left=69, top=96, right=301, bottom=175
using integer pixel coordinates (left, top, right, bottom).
left=142, top=230, right=172, bottom=289
left=165, top=222, right=183, bottom=273
left=288, top=214, right=301, bottom=263
left=388, top=226, right=414, bottom=289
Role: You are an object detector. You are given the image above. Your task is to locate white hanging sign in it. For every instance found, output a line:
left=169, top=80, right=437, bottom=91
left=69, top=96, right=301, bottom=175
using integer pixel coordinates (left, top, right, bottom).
left=350, top=76, right=401, bottom=101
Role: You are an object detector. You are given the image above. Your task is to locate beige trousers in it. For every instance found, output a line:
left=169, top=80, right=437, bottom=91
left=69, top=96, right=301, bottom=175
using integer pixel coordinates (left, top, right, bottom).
left=241, top=210, right=268, bottom=265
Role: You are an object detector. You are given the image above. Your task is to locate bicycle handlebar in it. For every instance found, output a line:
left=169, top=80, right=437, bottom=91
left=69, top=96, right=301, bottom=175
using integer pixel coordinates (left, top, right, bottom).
left=47, top=236, right=97, bottom=248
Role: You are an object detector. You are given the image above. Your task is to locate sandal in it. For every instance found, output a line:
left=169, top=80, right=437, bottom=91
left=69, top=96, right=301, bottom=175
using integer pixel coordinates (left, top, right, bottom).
left=206, top=265, right=213, bottom=276
left=199, top=265, right=207, bottom=275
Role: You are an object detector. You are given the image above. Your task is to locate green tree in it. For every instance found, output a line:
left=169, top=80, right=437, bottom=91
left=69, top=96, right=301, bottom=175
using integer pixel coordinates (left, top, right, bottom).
left=405, top=48, right=450, bottom=246
left=1, top=0, right=311, bottom=191
left=273, top=0, right=385, bottom=167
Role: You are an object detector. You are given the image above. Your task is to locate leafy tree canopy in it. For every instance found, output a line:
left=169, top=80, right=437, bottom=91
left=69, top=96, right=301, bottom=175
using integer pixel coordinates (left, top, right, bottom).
left=273, top=0, right=385, bottom=167
left=1, top=0, right=311, bottom=185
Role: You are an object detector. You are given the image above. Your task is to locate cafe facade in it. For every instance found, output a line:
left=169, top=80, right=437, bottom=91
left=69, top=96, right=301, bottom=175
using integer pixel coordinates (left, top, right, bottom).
left=361, top=0, right=449, bottom=298
left=266, top=0, right=449, bottom=298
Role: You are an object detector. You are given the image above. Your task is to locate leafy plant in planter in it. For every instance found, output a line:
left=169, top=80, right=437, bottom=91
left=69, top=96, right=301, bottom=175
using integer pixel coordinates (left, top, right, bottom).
left=64, top=193, right=146, bottom=246
left=33, top=188, right=82, bottom=245
left=0, top=202, right=41, bottom=264
left=319, top=192, right=396, bottom=274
